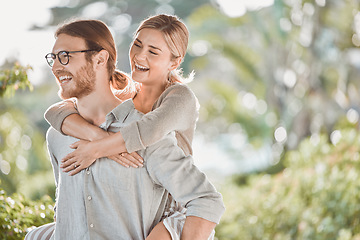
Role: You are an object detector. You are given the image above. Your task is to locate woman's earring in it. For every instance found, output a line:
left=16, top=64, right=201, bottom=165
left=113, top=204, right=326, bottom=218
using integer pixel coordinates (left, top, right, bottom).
left=168, top=71, right=172, bottom=82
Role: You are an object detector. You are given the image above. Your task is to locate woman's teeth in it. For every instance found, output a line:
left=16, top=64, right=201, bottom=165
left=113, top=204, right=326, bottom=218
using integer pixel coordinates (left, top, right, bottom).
left=135, top=64, right=149, bottom=71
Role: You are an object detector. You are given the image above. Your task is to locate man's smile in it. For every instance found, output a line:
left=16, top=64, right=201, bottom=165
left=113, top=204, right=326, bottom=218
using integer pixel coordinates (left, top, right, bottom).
left=59, top=75, right=72, bottom=84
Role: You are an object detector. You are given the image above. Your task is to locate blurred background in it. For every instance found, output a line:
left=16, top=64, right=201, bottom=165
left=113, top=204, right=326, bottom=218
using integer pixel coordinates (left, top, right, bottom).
left=2, top=0, right=360, bottom=239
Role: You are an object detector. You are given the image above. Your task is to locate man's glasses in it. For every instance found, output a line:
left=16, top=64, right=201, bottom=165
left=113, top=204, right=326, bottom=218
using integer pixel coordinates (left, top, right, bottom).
left=45, top=49, right=100, bottom=67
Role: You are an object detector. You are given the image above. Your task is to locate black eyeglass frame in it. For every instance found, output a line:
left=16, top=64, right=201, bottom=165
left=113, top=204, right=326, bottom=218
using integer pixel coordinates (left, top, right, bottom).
left=45, top=49, right=101, bottom=67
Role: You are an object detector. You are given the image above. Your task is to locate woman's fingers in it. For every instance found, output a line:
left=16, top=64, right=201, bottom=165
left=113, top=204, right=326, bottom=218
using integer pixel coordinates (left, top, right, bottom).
left=129, top=152, right=144, bottom=163
left=69, top=141, right=81, bottom=149
left=109, top=155, right=130, bottom=168
left=62, top=152, right=74, bottom=163
left=69, top=164, right=85, bottom=176
left=121, top=152, right=143, bottom=167
left=62, top=161, right=84, bottom=175
left=61, top=156, right=75, bottom=168
left=62, top=162, right=77, bottom=172
left=109, top=152, right=143, bottom=168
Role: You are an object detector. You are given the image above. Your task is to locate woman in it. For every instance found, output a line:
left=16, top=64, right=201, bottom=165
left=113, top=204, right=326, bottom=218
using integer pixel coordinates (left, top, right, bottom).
left=27, top=14, right=215, bottom=240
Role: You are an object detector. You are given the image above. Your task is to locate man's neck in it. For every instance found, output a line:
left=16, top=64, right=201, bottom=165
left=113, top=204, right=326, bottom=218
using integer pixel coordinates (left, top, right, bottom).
left=76, top=87, right=121, bottom=126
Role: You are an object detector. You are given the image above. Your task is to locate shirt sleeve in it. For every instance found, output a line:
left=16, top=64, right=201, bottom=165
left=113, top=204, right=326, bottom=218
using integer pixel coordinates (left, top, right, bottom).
left=145, top=133, right=225, bottom=224
left=44, top=99, right=78, bottom=135
left=120, top=84, right=199, bottom=153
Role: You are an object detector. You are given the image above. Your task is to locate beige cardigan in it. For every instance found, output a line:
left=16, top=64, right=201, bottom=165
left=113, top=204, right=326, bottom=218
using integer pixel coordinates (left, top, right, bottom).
left=44, top=83, right=199, bottom=156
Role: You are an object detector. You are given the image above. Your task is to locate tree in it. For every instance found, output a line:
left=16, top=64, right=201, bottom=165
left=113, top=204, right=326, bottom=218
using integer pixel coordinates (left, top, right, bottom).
left=0, top=62, right=32, bottom=98
left=186, top=0, right=360, bottom=171
left=0, top=63, right=54, bottom=239
left=0, top=62, right=54, bottom=199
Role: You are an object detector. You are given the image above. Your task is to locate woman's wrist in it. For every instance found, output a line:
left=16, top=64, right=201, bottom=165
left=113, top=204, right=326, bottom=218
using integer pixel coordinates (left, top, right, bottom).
left=88, top=128, right=110, bottom=141
left=87, top=140, right=102, bottom=159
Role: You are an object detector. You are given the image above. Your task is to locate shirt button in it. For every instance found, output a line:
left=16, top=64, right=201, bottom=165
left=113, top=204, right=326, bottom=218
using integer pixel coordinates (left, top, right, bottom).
left=86, top=170, right=90, bottom=175
left=87, top=196, right=92, bottom=201
left=90, top=223, right=94, bottom=228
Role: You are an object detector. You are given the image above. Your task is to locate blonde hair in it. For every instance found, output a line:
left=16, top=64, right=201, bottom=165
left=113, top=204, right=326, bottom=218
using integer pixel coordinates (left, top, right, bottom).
left=136, top=14, right=194, bottom=84
left=55, top=19, right=129, bottom=90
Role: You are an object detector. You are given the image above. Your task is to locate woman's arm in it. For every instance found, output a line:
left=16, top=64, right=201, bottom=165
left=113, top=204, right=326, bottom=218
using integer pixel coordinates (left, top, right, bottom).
left=45, top=100, right=127, bottom=151
left=62, top=114, right=108, bottom=141
left=45, top=100, right=143, bottom=170
left=80, top=84, right=198, bottom=158
left=121, top=84, right=199, bottom=153
left=44, top=100, right=107, bottom=141
left=57, top=84, right=198, bottom=163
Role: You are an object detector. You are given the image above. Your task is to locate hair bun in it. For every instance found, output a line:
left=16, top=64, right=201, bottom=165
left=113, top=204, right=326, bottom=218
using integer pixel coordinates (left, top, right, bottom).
left=112, top=70, right=130, bottom=90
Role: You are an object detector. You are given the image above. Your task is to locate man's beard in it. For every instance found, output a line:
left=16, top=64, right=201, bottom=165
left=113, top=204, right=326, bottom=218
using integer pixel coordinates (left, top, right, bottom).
left=59, top=63, right=96, bottom=100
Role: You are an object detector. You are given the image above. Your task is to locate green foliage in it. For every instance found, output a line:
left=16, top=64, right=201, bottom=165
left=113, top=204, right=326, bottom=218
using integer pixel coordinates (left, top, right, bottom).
left=0, top=62, right=54, bottom=200
left=0, top=187, right=54, bottom=240
left=0, top=63, right=33, bottom=98
left=0, top=106, right=54, bottom=199
left=216, top=128, right=360, bottom=240
left=187, top=0, right=360, bottom=161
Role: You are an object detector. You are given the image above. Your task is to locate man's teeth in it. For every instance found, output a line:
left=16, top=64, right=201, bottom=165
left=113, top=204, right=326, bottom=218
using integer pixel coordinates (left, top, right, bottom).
left=135, top=64, right=149, bottom=71
left=59, top=76, right=72, bottom=81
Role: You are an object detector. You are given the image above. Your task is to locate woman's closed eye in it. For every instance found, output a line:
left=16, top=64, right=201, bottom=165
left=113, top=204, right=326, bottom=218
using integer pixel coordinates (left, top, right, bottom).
left=149, top=50, right=158, bottom=55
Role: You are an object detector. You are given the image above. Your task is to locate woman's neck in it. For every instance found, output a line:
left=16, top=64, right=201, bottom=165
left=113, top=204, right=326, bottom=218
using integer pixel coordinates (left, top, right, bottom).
left=133, top=83, right=166, bottom=113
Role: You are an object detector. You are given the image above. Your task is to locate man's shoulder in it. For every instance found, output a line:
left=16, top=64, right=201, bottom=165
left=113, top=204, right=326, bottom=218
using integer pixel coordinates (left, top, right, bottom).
left=109, top=99, right=143, bottom=125
left=46, top=127, right=75, bottom=144
left=46, top=126, right=60, bottom=140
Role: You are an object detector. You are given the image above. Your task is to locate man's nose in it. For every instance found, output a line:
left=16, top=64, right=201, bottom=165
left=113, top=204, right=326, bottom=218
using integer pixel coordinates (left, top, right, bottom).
left=51, top=57, right=63, bottom=72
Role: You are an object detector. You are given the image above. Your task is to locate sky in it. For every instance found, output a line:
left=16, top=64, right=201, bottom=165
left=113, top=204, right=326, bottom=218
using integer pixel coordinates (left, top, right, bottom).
left=1, top=0, right=62, bottom=84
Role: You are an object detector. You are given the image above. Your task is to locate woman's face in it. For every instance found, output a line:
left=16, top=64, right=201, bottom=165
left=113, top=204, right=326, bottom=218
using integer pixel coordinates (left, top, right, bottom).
left=129, top=28, right=176, bottom=86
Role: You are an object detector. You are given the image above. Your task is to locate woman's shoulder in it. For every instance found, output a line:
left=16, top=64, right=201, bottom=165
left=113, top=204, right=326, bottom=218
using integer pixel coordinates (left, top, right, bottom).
left=162, top=82, right=196, bottom=99
left=154, top=82, right=199, bottom=111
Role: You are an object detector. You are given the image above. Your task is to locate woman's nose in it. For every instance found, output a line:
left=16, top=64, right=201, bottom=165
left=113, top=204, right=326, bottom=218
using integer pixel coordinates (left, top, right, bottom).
left=135, top=49, right=146, bottom=60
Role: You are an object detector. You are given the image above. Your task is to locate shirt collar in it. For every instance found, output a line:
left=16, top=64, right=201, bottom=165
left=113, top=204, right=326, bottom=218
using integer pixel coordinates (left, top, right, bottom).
left=102, top=99, right=135, bottom=129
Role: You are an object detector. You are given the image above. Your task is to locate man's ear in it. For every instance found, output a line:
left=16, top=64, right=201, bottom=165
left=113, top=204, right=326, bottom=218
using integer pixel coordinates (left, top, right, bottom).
left=169, top=57, right=182, bottom=71
left=94, top=49, right=109, bottom=67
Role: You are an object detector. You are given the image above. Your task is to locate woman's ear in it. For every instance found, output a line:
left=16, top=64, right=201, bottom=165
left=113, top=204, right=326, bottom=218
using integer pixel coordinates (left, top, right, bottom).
left=169, top=57, right=182, bottom=71
left=95, top=49, right=109, bottom=67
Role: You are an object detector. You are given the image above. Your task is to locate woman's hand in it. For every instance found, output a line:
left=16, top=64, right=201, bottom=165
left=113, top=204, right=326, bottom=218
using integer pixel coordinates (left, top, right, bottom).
left=61, top=140, right=144, bottom=176
left=108, top=152, right=144, bottom=168
left=61, top=140, right=98, bottom=176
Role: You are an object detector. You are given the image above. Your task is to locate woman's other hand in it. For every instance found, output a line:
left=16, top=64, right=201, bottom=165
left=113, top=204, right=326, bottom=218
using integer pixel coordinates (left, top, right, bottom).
left=108, top=152, right=144, bottom=168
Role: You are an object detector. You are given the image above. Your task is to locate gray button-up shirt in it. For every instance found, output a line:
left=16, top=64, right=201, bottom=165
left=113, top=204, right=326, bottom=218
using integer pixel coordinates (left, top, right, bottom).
left=47, top=99, right=225, bottom=240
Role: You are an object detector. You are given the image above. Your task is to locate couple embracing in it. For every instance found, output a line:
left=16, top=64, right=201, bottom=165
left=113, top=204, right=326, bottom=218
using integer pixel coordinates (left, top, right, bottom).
left=25, top=14, right=224, bottom=240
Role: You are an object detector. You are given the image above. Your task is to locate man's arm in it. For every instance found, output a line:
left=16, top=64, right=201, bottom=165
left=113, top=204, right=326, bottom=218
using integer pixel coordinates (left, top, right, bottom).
left=46, top=128, right=60, bottom=220
left=145, top=133, right=225, bottom=239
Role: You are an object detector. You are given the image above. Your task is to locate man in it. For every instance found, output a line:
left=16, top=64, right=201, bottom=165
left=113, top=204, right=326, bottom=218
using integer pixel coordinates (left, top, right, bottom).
left=41, top=19, right=224, bottom=239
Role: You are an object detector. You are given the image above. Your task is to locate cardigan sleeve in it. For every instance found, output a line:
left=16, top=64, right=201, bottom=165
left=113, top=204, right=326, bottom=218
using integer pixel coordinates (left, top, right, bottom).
left=145, top=133, right=225, bottom=224
left=120, top=84, right=199, bottom=153
left=44, top=99, right=78, bottom=135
